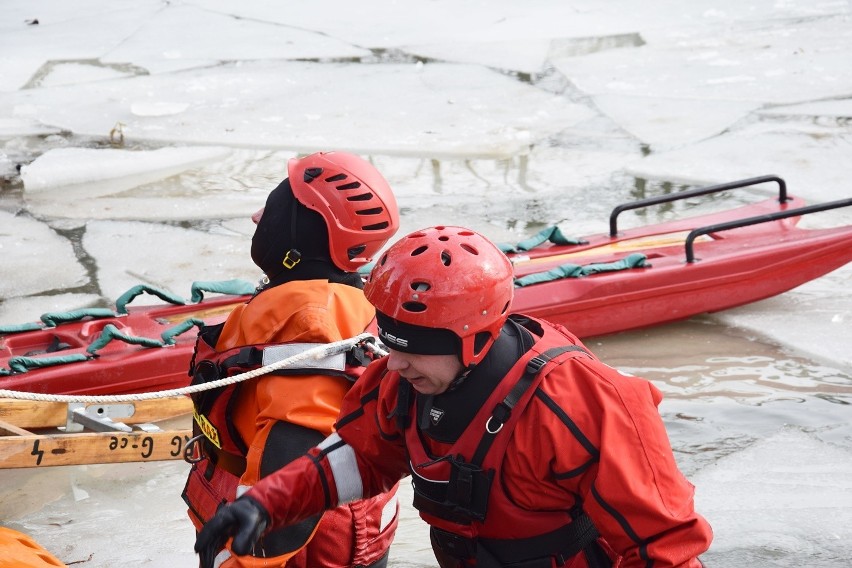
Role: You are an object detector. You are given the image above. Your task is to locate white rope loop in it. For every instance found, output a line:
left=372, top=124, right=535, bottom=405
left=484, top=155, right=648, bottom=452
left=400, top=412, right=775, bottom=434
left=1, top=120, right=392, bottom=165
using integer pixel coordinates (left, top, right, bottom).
left=0, top=333, right=383, bottom=404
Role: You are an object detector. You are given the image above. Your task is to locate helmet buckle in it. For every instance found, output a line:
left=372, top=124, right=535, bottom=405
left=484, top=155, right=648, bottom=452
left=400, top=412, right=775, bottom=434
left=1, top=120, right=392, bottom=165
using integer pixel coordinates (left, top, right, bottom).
left=282, top=249, right=302, bottom=269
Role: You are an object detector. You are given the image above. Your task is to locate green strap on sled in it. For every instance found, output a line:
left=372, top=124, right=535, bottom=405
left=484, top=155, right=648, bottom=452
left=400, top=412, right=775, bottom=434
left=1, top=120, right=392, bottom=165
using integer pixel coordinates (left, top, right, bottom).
left=41, top=308, right=118, bottom=327
left=1, top=318, right=210, bottom=374
left=0, top=309, right=117, bottom=333
left=113, top=279, right=255, bottom=312
left=4, top=353, right=92, bottom=374
left=190, top=279, right=255, bottom=303
left=160, top=318, right=207, bottom=345
left=0, top=321, right=46, bottom=334
left=514, top=253, right=650, bottom=287
left=1, top=280, right=254, bottom=336
left=499, top=226, right=586, bottom=254
left=0, top=279, right=252, bottom=374
left=86, top=317, right=208, bottom=355
left=86, top=324, right=164, bottom=354
left=115, top=285, right=187, bottom=314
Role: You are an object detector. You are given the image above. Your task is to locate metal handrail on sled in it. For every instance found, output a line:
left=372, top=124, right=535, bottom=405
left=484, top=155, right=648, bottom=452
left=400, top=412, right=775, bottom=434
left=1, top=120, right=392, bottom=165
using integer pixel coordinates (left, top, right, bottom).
left=608, top=175, right=789, bottom=237
left=605, top=174, right=851, bottom=262
left=684, top=197, right=852, bottom=263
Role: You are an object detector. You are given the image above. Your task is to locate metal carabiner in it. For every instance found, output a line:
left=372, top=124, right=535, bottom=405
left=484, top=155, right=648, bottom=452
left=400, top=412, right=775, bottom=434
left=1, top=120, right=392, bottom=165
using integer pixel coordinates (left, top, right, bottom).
left=485, top=416, right=504, bottom=434
left=184, top=433, right=206, bottom=463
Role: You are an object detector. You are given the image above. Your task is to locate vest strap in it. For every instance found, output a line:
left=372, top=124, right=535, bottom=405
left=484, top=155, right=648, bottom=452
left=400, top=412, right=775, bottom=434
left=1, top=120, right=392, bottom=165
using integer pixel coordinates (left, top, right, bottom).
left=480, top=510, right=600, bottom=565
left=470, top=345, right=587, bottom=465
left=203, top=437, right=247, bottom=477
left=394, top=377, right=412, bottom=430
left=431, top=510, right=600, bottom=566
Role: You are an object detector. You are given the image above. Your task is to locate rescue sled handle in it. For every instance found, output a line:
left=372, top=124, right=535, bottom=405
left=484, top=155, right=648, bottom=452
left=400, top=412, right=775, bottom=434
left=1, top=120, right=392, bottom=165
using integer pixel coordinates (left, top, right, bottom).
left=609, top=175, right=788, bottom=237
left=684, top=196, right=852, bottom=263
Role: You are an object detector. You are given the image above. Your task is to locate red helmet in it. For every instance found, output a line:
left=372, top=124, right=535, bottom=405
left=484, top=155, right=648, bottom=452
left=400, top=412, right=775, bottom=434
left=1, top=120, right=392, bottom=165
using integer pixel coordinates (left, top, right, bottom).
left=288, top=152, right=399, bottom=271
left=364, top=226, right=514, bottom=366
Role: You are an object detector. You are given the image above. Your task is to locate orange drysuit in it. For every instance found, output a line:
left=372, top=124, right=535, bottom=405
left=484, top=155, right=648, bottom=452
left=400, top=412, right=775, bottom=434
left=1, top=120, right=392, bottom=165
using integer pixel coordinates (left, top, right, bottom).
left=183, top=279, right=398, bottom=568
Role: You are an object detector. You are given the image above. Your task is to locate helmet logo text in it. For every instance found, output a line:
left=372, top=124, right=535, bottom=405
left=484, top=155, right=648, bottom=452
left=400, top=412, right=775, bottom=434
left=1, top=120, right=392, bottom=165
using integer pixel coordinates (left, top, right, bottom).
left=378, top=325, right=408, bottom=348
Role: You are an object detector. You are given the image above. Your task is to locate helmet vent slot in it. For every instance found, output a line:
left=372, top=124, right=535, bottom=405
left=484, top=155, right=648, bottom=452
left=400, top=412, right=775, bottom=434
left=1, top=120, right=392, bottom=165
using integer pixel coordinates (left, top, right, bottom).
left=347, top=245, right=367, bottom=259
left=337, top=181, right=361, bottom=190
left=356, top=207, right=384, bottom=216
left=460, top=244, right=479, bottom=255
left=411, top=245, right=428, bottom=256
left=402, top=301, right=427, bottom=313
left=411, top=281, right=431, bottom=292
left=363, top=221, right=390, bottom=231
left=347, top=192, right=373, bottom=201
left=303, top=167, right=323, bottom=182
left=325, top=173, right=347, bottom=182
left=440, top=251, right=451, bottom=266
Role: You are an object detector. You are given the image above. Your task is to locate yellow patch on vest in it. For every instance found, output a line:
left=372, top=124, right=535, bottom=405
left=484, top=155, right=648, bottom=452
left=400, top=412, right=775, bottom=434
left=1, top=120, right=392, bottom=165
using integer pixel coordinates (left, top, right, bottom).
left=193, top=410, right=222, bottom=449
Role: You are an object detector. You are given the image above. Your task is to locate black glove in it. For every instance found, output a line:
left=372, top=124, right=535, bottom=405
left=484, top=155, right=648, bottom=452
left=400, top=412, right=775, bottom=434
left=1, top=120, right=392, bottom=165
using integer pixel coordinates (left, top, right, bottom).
left=195, top=496, right=270, bottom=568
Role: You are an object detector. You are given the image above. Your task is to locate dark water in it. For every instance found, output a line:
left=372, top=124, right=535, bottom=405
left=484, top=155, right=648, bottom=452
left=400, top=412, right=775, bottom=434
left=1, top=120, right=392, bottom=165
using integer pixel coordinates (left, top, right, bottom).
left=592, top=318, right=852, bottom=474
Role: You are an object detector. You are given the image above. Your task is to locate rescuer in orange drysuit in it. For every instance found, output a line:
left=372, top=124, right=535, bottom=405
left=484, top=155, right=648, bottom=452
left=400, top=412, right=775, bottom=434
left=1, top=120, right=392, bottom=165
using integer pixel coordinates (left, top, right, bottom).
left=195, top=226, right=714, bottom=568
left=183, top=151, right=401, bottom=568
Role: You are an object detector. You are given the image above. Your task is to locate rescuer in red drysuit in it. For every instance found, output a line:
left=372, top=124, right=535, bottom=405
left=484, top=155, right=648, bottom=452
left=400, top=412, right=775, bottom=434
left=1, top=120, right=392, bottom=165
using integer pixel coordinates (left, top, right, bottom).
left=195, top=226, right=714, bottom=568
left=183, top=151, right=401, bottom=568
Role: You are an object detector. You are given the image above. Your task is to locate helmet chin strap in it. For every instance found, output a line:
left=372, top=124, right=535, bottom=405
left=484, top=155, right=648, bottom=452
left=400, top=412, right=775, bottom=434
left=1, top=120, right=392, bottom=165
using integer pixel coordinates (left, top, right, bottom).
left=282, top=192, right=302, bottom=270
left=446, top=366, right=472, bottom=392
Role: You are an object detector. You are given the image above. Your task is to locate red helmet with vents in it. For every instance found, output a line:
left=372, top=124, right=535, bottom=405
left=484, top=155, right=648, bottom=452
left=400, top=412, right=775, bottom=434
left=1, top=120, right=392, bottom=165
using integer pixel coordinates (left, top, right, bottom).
left=364, top=226, right=514, bottom=366
left=288, top=152, right=399, bottom=271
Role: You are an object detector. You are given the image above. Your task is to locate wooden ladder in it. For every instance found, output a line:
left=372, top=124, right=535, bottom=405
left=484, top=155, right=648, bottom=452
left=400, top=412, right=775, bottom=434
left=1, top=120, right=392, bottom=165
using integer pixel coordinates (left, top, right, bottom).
left=0, top=396, right=193, bottom=468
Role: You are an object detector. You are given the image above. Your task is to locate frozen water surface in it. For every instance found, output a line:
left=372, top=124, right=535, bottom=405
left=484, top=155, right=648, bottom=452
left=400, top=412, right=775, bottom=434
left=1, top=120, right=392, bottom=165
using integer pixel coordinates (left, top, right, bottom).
left=0, top=211, right=88, bottom=298
left=3, top=61, right=593, bottom=157
left=1, top=0, right=851, bottom=566
left=21, top=146, right=233, bottom=195
left=694, top=429, right=852, bottom=565
left=83, top=220, right=257, bottom=303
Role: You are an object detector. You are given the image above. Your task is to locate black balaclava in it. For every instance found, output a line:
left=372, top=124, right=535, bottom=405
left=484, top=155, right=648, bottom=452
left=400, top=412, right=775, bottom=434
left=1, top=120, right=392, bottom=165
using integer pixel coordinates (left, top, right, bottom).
left=250, top=178, right=362, bottom=290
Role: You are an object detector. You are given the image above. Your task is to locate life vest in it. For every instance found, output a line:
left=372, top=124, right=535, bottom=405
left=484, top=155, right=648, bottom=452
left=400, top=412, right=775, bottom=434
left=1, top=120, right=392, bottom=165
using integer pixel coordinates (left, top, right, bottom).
left=183, top=320, right=379, bottom=527
left=187, top=320, right=377, bottom=462
left=401, top=316, right=603, bottom=567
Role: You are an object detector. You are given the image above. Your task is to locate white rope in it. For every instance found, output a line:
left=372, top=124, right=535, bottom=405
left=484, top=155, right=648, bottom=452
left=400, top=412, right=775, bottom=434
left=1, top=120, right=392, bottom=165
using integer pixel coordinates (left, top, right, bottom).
left=0, top=333, right=385, bottom=404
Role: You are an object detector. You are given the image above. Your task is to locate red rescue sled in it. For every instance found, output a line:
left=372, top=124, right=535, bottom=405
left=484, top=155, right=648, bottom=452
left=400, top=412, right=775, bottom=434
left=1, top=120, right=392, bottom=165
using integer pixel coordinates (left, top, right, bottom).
left=1, top=175, right=850, bottom=396
left=508, top=175, right=852, bottom=337
left=0, top=283, right=250, bottom=396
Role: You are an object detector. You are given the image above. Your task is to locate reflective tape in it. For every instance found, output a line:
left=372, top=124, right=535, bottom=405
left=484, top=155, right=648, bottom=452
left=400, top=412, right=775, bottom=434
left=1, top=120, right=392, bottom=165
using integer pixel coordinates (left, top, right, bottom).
left=261, top=343, right=346, bottom=371
left=213, top=549, right=230, bottom=568
left=318, top=433, right=364, bottom=504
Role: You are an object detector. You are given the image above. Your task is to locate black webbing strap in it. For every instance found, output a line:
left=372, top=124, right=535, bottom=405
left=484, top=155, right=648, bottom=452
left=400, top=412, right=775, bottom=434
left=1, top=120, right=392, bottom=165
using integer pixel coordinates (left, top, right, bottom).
left=431, top=510, right=601, bottom=566
left=219, top=346, right=262, bottom=372
left=470, top=345, right=587, bottom=466
left=394, top=376, right=413, bottom=430
left=480, top=509, right=600, bottom=565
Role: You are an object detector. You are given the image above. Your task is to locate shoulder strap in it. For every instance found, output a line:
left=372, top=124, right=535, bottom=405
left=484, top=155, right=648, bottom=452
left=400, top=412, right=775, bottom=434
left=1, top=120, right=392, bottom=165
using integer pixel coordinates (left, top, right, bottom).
left=470, top=345, right=587, bottom=466
left=394, top=376, right=413, bottom=430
